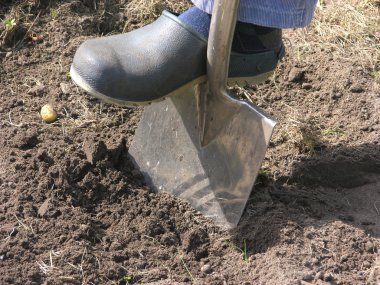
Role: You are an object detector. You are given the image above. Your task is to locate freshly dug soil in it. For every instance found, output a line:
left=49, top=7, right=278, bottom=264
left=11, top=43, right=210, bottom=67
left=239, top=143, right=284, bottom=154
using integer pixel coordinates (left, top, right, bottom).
left=1, top=0, right=379, bottom=284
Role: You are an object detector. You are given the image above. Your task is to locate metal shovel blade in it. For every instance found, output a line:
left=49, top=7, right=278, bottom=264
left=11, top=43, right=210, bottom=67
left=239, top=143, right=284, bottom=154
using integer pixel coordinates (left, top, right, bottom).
left=129, top=86, right=275, bottom=228
left=129, top=0, right=276, bottom=228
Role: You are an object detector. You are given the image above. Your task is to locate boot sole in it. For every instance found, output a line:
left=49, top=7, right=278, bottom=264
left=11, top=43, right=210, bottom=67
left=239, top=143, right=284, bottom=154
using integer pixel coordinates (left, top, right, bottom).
left=70, top=65, right=273, bottom=107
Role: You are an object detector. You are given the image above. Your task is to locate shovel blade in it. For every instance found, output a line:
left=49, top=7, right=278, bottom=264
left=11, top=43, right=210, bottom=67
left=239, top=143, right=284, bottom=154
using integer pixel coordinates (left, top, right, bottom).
left=129, top=86, right=276, bottom=228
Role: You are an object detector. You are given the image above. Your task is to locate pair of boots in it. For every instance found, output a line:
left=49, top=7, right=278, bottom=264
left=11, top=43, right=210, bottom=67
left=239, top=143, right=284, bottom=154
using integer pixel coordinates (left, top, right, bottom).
left=71, top=8, right=284, bottom=106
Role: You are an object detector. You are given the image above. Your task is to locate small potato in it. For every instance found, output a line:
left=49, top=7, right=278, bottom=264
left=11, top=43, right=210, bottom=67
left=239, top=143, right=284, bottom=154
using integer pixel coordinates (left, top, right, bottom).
left=40, top=104, right=57, bottom=123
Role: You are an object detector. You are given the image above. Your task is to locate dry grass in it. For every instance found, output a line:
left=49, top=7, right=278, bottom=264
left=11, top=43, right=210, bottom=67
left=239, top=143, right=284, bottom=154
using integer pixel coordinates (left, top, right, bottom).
left=122, top=0, right=191, bottom=32
left=291, top=0, right=380, bottom=70
left=258, top=0, right=379, bottom=169
left=272, top=104, right=323, bottom=154
left=59, top=97, right=124, bottom=135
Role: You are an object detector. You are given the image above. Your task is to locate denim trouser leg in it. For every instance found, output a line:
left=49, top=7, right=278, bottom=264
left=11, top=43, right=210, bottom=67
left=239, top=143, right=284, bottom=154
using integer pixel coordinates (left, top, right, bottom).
left=191, top=0, right=318, bottom=28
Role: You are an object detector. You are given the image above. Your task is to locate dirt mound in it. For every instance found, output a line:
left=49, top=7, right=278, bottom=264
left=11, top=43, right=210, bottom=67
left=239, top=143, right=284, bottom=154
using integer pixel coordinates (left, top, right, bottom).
left=1, top=0, right=379, bottom=284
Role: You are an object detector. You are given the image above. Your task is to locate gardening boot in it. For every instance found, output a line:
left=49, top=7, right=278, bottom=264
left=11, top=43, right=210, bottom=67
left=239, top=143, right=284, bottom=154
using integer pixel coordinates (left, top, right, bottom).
left=71, top=10, right=284, bottom=106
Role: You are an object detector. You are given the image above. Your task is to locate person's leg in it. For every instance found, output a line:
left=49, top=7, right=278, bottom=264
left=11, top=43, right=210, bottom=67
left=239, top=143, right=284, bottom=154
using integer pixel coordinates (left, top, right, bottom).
left=178, top=5, right=283, bottom=54
left=191, top=0, right=318, bottom=28
left=178, top=7, right=211, bottom=38
left=181, top=0, right=317, bottom=53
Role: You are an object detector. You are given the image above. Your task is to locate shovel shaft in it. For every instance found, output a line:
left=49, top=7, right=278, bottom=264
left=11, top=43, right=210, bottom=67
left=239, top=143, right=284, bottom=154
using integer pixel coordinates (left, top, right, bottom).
left=200, top=0, right=241, bottom=146
left=207, top=0, right=240, bottom=93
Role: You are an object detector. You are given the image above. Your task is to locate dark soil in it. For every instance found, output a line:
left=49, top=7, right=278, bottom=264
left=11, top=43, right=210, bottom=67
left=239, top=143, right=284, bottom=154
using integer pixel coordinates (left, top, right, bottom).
left=1, top=1, right=379, bottom=284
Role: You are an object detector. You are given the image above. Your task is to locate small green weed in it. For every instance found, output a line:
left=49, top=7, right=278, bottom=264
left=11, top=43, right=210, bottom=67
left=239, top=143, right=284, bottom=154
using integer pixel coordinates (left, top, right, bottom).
left=50, top=9, right=59, bottom=19
left=317, top=0, right=326, bottom=8
left=4, top=18, right=16, bottom=30
left=180, top=256, right=196, bottom=283
left=258, top=168, right=270, bottom=176
left=119, top=275, right=134, bottom=283
left=370, top=68, right=379, bottom=78
left=322, top=127, right=344, bottom=136
left=223, top=239, right=249, bottom=262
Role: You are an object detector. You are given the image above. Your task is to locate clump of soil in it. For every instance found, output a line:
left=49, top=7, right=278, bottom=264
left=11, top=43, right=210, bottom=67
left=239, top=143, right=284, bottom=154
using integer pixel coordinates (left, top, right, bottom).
left=0, top=0, right=379, bottom=284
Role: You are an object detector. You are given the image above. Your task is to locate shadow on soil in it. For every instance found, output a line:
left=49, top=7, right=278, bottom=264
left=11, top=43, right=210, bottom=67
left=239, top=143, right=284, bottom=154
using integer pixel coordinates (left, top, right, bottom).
left=231, top=143, right=380, bottom=256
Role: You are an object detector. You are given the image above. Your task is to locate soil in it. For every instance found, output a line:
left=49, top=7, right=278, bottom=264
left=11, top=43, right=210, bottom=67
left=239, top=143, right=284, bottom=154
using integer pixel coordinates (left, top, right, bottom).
left=0, top=0, right=379, bottom=285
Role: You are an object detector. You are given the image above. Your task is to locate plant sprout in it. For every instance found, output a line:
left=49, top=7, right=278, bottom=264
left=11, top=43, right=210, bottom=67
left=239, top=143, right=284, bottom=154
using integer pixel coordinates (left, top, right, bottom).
left=4, top=18, right=16, bottom=30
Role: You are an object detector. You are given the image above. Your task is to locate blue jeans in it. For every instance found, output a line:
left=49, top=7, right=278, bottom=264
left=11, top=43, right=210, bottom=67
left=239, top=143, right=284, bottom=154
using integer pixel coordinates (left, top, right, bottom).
left=191, top=0, right=318, bottom=28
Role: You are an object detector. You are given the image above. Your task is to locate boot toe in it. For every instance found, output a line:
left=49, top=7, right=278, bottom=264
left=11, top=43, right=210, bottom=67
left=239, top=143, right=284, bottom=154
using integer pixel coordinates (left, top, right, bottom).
left=70, top=11, right=208, bottom=105
left=71, top=39, right=124, bottom=98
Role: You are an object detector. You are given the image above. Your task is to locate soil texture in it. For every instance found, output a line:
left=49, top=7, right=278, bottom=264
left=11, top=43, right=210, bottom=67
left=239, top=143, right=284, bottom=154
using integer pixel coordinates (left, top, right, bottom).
left=1, top=0, right=380, bottom=284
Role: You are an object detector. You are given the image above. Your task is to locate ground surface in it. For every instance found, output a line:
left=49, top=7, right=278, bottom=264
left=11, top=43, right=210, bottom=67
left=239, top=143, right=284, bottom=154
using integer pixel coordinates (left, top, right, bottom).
left=0, top=0, right=380, bottom=284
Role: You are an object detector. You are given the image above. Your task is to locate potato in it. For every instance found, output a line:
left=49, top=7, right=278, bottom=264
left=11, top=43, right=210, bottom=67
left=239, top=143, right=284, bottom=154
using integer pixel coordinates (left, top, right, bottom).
left=40, top=104, right=57, bottom=123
